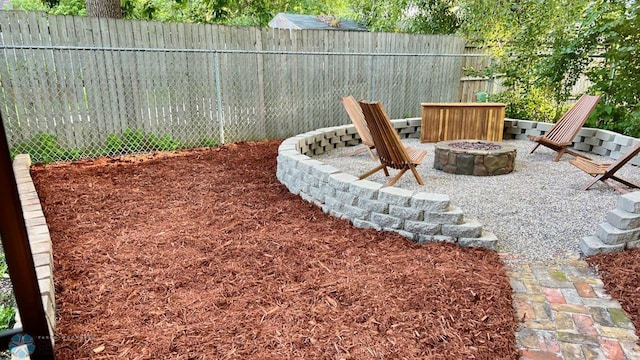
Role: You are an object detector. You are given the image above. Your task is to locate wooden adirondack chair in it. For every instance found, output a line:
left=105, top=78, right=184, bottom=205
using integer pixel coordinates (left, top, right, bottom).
left=570, top=142, right=640, bottom=193
left=528, top=94, right=601, bottom=161
left=340, top=95, right=376, bottom=160
left=358, top=101, right=427, bottom=187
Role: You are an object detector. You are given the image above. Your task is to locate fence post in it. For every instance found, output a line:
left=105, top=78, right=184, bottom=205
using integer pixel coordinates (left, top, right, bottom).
left=213, top=52, right=225, bottom=144
left=370, top=55, right=377, bottom=100
left=0, top=111, right=54, bottom=359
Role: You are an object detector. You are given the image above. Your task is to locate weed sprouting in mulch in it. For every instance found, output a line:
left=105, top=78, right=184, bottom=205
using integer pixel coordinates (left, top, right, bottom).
left=32, top=140, right=518, bottom=359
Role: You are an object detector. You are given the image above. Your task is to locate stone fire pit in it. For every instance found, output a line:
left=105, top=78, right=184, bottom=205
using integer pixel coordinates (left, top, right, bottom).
left=434, top=140, right=516, bottom=176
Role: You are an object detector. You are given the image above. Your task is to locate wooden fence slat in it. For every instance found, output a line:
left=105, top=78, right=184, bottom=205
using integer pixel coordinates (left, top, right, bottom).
left=1, top=12, right=500, bottom=154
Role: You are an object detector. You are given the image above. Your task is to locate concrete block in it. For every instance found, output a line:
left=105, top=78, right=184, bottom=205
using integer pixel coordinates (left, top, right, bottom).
left=504, top=119, right=518, bottom=128
left=527, top=129, right=543, bottom=137
left=506, top=127, right=523, bottom=135
left=617, top=192, right=640, bottom=214
left=404, top=220, right=441, bottom=235
left=596, top=222, right=640, bottom=245
left=389, top=205, right=422, bottom=221
left=591, top=146, right=610, bottom=156
left=606, top=208, right=640, bottom=230
left=357, top=198, right=388, bottom=213
left=576, top=128, right=597, bottom=137
left=417, top=234, right=456, bottom=244
left=602, top=141, right=620, bottom=152
left=371, top=212, right=403, bottom=229
left=349, top=180, right=382, bottom=200
left=411, top=192, right=449, bottom=212
left=517, top=120, right=537, bottom=129
left=626, top=239, right=640, bottom=250
left=342, top=204, right=370, bottom=220
left=535, top=122, right=554, bottom=132
left=328, top=173, right=359, bottom=192
left=300, top=191, right=315, bottom=204
left=442, top=219, right=482, bottom=238
left=334, top=127, right=347, bottom=136
left=335, top=190, right=357, bottom=206
left=572, top=142, right=592, bottom=152
left=352, top=218, right=382, bottom=231
left=614, top=134, right=634, bottom=146
left=595, top=130, right=617, bottom=142
left=323, top=196, right=343, bottom=213
left=408, top=118, right=422, bottom=127
left=379, top=187, right=413, bottom=206
left=424, top=206, right=464, bottom=224
left=580, top=236, right=625, bottom=256
left=586, top=137, right=603, bottom=146
left=386, top=228, right=415, bottom=241
left=311, top=164, right=341, bottom=183
left=515, top=134, right=530, bottom=141
left=458, top=230, right=498, bottom=250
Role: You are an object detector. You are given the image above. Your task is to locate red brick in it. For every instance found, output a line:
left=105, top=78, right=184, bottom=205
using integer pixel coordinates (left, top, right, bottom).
left=539, top=332, right=560, bottom=353
left=519, top=349, right=562, bottom=360
left=574, top=282, right=597, bottom=298
left=572, top=314, right=598, bottom=336
left=543, top=287, right=566, bottom=304
left=599, top=338, right=626, bottom=360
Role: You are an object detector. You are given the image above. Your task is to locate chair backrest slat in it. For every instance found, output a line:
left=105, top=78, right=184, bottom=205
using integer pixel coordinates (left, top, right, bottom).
left=544, top=94, right=600, bottom=143
left=359, top=101, right=410, bottom=169
left=341, top=95, right=374, bottom=148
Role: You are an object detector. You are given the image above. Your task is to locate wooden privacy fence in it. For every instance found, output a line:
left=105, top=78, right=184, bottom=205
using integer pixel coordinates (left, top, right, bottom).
left=0, top=11, right=489, bottom=161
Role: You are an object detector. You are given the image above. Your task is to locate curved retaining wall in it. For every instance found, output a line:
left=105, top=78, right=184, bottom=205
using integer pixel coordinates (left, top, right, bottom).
left=504, top=118, right=640, bottom=255
left=276, top=118, right=498, bottom=250
left=277, top=117, right=640, bottom=254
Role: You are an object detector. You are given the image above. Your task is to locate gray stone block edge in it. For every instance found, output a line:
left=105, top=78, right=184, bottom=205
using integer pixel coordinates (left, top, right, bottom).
left=276, top=119, right=493, bottom=250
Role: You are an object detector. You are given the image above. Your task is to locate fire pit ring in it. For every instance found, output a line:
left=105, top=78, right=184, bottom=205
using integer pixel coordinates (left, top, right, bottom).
left=434, top=140, right=516, bottom=176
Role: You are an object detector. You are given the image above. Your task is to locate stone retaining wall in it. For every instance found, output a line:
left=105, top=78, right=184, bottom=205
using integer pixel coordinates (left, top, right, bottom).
left=276, top=118, right=498, bottom=250
left=12, top=154, right=55, bottom=341
left=503, top=119, right=640, bottom=165
left=503, top=118, right=640, bottom=255
left=277, top=117, right=640, bottom=255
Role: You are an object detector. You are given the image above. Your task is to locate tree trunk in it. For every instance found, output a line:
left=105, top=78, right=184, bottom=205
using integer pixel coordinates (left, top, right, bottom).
left=86, top=0, right=122, bottom=18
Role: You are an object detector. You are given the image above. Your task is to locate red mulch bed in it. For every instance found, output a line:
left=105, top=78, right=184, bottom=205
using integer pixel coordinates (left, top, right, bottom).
left=31, top=140, right=518, bottom=359
left=587, top=249, right=640, bottom=335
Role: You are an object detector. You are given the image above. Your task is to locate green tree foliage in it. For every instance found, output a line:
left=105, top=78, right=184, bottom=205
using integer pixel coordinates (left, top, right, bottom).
left=12, top=0, right=344, bottom=25
left=347, top=0, right=461, bottom=34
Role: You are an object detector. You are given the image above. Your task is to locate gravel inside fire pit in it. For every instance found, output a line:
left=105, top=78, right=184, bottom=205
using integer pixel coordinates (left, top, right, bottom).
left=448, top=141, right=502, bottom=151
left=316, top=139, right=640, bottom=262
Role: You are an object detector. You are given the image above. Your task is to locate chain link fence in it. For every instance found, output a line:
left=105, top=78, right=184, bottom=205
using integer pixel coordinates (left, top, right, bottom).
left=0, top=13, right=482, bottom=163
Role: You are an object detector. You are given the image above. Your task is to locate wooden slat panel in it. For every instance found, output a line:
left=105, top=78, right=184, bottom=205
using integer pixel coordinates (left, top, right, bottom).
left=420, top=103, right=505, bottom=142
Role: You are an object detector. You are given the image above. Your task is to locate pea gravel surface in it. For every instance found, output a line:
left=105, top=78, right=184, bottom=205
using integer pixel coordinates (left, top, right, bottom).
left=315, top=139, right=640, bottom=262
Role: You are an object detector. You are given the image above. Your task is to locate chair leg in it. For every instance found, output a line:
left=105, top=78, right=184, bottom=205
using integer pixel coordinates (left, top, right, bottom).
left=409, top=165, right=424, bottom=185
left=582, top=175, right=603, bottom=191
left=359, top=164, right=386, bottom=180
left=553, top=148, right=567, bottom=162
left=366, top=147, right=376, bottom=161
left=386, top=168, right=408, bottom=187
left=529, top=143, right=541, bottom=154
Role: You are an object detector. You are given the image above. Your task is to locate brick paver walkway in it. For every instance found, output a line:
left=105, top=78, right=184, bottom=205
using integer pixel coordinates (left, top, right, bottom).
left=503, top=255, right=640, bottom=359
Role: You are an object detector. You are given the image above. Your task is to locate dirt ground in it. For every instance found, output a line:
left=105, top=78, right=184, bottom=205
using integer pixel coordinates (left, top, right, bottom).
left=32, top=140, right=518, bottom=359
left=587, top=249, right=640, bottom=338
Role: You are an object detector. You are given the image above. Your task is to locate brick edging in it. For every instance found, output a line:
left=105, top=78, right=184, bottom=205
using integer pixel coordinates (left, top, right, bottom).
left=12, top=154, right=55, bottom=343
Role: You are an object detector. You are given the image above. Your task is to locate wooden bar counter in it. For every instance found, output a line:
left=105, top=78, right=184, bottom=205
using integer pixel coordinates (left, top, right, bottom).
left=420, top=102, right=505, bottom=143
